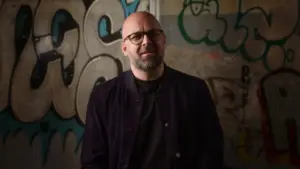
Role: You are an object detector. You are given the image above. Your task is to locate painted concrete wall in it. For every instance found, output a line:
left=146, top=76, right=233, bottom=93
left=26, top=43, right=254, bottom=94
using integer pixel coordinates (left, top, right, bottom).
left=0, top=0, right=148, bottom=168
left=161, top=0, right=300, bottom=169
left=0, top=0, right=300, bottom=169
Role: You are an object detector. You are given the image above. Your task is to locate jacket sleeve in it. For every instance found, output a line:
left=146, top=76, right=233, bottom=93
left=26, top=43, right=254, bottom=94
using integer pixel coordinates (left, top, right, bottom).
left=81, top=86, right=109, bottom=169
left=197, top=81, right=224, bottom=169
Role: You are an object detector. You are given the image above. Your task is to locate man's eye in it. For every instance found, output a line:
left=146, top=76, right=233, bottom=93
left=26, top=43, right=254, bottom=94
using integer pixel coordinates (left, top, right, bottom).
left=154, top=30, right=162, bottom=35
left=131, top=33, right=143, bottom=40
left=148, top=30, right=161, bottom=37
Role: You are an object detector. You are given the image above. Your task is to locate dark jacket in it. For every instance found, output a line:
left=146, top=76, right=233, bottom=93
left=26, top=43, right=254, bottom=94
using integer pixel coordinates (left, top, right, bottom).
left=81, top=65, right=224, bottom=169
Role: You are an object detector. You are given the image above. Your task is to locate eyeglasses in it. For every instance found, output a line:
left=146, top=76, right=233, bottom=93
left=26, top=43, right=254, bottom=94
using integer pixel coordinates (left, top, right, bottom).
left=123, top=29, right=164, bottom=45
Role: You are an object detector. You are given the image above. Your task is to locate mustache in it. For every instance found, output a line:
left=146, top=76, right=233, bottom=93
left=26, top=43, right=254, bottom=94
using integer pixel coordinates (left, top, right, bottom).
left=139, top=46, right=156, bottom=54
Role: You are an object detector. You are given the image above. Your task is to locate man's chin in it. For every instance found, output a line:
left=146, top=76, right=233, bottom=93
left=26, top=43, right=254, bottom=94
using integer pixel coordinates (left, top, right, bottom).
left=140, top=54, right=157, bottom=61
left=140, top=62, right=162, bottom=71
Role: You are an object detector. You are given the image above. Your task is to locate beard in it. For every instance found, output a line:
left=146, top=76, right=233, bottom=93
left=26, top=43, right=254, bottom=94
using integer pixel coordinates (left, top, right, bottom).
left=132, top=54, right=163, bottom=72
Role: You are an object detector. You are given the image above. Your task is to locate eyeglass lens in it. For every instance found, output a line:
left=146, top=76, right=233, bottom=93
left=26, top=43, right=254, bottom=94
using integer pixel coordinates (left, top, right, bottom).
left=128, top=29, right=162, bottom=44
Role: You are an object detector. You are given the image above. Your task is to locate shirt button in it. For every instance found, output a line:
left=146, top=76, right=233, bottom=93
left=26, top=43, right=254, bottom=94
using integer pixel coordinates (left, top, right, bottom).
left=176, top=152, right=181, bottom=158
left=164, top=123, right=169, bottom=127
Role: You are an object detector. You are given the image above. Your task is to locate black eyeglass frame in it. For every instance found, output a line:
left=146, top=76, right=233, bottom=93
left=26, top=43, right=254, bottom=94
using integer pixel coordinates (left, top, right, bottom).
left=123, top=29, right=164, bottom=45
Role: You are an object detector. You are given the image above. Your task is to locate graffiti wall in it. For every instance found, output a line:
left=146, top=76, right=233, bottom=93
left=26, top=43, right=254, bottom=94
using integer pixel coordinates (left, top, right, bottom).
left=161, top=0, right=300, bottom=169
left=1, top=0, right=300, bottom=168
left=0, top=0, right=148, bottom=168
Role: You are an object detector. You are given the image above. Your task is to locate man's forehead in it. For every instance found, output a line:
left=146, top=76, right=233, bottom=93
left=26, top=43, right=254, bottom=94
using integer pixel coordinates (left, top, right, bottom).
left=123, top=21, right=142, bottom=33
left=122, top=12, right=161, bottom=38
left=123, top=24, right=161, bottom=38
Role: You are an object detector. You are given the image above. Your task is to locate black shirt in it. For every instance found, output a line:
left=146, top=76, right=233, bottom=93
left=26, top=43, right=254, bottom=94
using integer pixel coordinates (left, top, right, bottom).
left=128, top=77, right=170, bottom=169
left=81, top=65, right=224, bottom=169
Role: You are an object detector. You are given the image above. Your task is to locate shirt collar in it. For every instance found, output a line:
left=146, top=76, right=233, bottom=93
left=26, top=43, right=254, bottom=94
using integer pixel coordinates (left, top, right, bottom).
left=124, top=63, right=173, bottom=97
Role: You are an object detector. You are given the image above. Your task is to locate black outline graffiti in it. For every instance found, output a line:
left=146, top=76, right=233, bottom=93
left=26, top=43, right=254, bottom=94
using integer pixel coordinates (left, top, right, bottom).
left=82, top=0, right=95, bottom=10
left=206, top=65, right=251, bottom=125
left=98, top=0, right=140, bottom=44
left=30, top=6, right=79, bottom=89
left=1, top=0, right=83, bottom=165
left=98, top=15, right=122, bottom=43
left=0, top=0, right=142, bottom=166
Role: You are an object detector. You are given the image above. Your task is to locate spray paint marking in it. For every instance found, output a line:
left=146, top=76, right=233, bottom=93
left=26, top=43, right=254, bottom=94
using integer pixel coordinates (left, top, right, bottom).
left=98, top=0, right=140, bottom=43
left=258, top=68, right=300, bottom=168
left=177, top=0, right=299, bottom=71
left=0, top=106, right=84, bottom=165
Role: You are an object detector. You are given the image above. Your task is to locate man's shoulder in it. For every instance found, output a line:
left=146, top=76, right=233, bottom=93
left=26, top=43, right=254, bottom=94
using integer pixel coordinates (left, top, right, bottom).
left=168, top=67, right=212, bottom=100
left=168, top=66, right=206, bottom=86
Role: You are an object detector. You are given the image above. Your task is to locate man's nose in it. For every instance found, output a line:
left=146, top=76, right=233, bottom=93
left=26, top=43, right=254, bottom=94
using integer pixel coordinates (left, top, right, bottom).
left=141, top=34, right=153, bottom=46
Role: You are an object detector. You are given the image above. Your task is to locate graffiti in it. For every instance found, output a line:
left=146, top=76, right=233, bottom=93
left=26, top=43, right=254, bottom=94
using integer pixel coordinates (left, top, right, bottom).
left=206, top=76, right=245, bottom=123
left=0, top=0, right=85, bottom=165
left=32, top=9, right=78, bottom=89
left=0, top=107, right=83, bottom=164
left=76, top=54, right=122, bottom=122
left=0, top=0, right=144, bottom=165
left=206, top=65, right=251, bottom=124
left=258, top=68, right=300, bottom=168
left=98, top=0, right=140, bottom=43
left=82, top=0, right=95, bottom=9
left=206, top=65, right=264, bottom=162
left=9, top=0, right=83, bottom=125
left=177, top=0, right=299, bottom=71
left=206, top=66, right=251, bottom=124
left=241, top=65, right=250, bottom=124
left=80, top=0, right=144, bottom=121
left=235, top=127, right=263, bottom=163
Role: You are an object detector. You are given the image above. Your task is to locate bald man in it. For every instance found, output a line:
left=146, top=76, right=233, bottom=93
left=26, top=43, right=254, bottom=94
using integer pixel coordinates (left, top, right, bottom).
left=81, top=12, right=224, bottom=169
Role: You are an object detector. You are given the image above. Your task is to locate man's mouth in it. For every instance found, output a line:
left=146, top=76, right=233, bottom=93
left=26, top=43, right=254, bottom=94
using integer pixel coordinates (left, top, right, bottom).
left=141, top=51, right=156, bottom=55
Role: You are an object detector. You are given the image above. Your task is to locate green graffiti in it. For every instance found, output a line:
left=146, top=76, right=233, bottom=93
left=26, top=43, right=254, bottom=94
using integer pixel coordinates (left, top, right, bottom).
left=178, top=0, right=299, bottom=71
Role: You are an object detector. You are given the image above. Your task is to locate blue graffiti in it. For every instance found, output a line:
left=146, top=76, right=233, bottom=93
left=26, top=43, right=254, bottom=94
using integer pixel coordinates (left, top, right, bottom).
left=98, top=0, right=140, bottom=43
left=99, top=16, right=109, bottom=37
left=0, top=0, right=140, bottom=165
left=0, top=106, right=84, bottom=165
left=51, top=9, right=79, bottom=48
left=30, top=9, right=78, bottom=89
left=120, top=0, right=140, bottom=17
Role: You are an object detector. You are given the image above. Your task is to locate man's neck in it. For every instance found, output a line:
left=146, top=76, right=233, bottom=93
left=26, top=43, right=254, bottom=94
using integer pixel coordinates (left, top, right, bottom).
left=131, top=63, right=164, bottom=81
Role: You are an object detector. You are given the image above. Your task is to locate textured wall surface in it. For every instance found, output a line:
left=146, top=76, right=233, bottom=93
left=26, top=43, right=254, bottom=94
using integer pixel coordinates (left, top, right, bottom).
left=162, top=0, right=300, bottom=169
left=0, top=0, right=148, bottom=168
left=0, top=0, right=300, bottom=169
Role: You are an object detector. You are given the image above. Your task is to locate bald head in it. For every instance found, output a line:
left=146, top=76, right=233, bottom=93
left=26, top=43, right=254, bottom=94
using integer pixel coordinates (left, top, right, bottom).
left=121, top=11, right=166, bottom=75
left=122, top=11, right=161, bottom=39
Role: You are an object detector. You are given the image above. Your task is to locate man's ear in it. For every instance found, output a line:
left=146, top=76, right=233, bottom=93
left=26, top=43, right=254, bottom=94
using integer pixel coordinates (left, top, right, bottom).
left=121, top=41, right=127, bottom=55
left=162, top=33, right=166, bottom=47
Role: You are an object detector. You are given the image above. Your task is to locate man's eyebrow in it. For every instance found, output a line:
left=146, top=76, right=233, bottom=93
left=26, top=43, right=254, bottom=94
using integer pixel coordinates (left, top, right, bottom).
left=131, top=30, right=142, bottom=34
left=127, top=30, right=143, bottom=36
left=130, top=28, right=158, bottom=34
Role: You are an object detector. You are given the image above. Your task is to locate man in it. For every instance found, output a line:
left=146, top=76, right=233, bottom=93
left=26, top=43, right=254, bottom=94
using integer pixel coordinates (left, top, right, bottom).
left=81, top=11, right=224, bottom=169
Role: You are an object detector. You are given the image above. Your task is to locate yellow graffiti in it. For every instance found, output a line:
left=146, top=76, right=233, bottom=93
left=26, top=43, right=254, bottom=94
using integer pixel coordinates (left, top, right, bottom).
left=236, top=129, right=256, bottom=162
